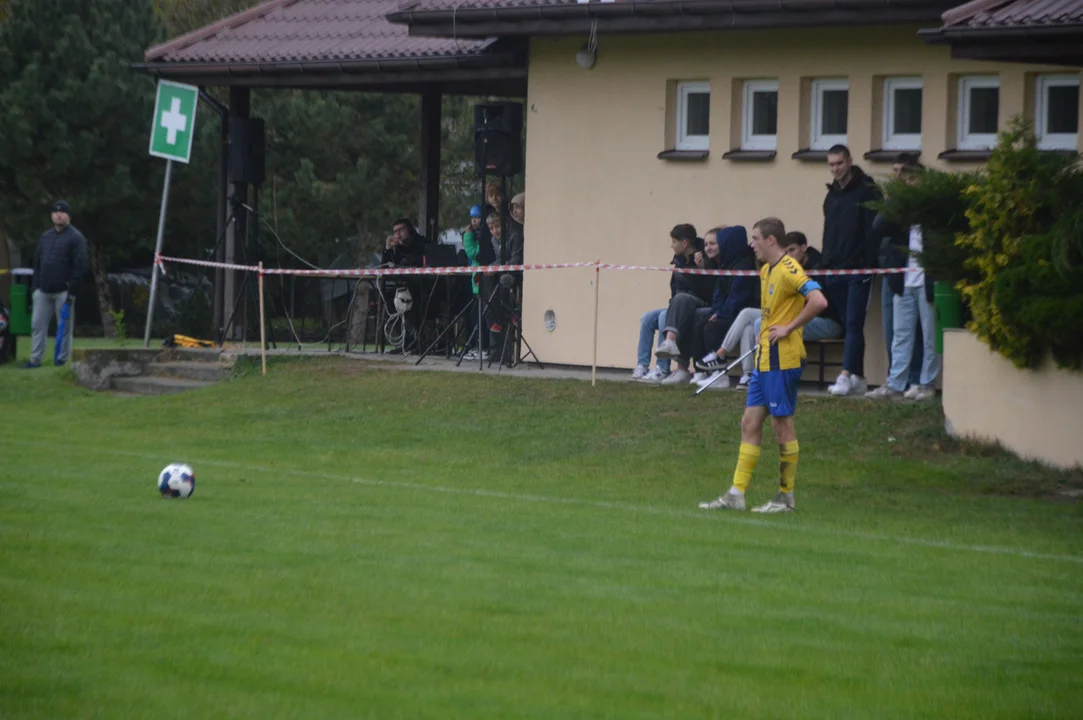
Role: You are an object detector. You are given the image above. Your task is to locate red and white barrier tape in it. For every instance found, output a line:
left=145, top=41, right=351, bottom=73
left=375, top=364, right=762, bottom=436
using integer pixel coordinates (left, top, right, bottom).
left=259, top=261, right=596, bottom=278
left=598, top=263, right=919, bottom=276
left=158, top=254, right=257, bottom=273
left=155, top=254, right=918, bottom=278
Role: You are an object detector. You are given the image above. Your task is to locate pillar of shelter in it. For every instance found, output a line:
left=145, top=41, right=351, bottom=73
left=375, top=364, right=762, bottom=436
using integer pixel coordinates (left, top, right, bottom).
left=419, top=85, right=442, bottom=243
left=223, top=86, right=250, bottom=342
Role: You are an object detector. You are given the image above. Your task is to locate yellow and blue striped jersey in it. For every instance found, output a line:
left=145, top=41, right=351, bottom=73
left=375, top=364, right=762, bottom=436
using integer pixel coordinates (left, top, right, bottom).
left=756, top=255, right=821, bottom=372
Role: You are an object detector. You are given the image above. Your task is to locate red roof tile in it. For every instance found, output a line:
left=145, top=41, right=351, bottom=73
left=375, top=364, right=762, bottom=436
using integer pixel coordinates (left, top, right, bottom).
left=145, top=0, right=492, bottom=64
left=942, top=0, right=1083, bottom=27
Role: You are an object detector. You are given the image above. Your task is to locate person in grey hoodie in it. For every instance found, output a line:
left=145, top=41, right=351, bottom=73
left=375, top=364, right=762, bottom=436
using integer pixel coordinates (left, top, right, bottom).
left=26, top=200, right=87, bottom=367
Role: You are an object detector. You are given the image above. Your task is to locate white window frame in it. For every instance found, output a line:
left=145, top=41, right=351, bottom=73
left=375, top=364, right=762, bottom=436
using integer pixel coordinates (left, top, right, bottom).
left=675, top=81, right=710, bottom=151
left=883, top=77, right=923, bottom=151
left=742, top=79, right=779, bottom=151
left=810, top=78, right=849, bottom=150
left=957, top=75, right=1000, bottom=150
left=1035, top=74, right=1080, bottom=151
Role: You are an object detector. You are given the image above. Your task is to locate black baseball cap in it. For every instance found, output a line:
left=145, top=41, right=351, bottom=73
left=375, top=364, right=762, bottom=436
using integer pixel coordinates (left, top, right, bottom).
left=51, top=200, right=70, bottom=214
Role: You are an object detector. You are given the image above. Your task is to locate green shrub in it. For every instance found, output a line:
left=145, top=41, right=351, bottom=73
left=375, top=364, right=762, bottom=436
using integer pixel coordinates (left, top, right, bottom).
left=958, top=118, right=1083, bottom=370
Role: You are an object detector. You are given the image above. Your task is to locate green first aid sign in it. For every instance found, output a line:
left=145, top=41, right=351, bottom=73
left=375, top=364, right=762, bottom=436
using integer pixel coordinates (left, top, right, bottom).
left=149, top=80, right=199, bottom=164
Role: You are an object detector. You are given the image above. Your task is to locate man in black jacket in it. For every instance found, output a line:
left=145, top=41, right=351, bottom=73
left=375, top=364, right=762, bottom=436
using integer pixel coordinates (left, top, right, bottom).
left=26, top=200, right=87, bottom=368
left=820, top=145, right=880, bottom=397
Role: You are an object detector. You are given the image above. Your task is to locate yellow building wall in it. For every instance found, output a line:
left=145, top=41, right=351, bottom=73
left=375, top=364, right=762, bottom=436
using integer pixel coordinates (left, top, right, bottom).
left=519, top=26, right=1080, bottom=379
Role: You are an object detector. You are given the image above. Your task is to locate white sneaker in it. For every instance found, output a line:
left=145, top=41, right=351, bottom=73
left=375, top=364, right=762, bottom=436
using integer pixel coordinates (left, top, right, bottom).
left=751, top=492, right=795, bottom=513
left=699, top=489, right=745, bottom=511
left=641, top=367, right=668, bottom=384
left=655, top=339, right=681, bottom=359
left=904, top=384, right=936, bottom=401
left=850, top=375, right=868, bottom=395
left=631, top=364, right=649, bottom=379
left=661, top=368, right=692, bottom=385
left=865, top=385, right=903, bottom=400
left=827, top=373, right=851, bottom=396
left=737, top=373, right=751, bottom=389
left=690, top=371, right=708, bottom=384
left=697, top=371, right=729, bottom=390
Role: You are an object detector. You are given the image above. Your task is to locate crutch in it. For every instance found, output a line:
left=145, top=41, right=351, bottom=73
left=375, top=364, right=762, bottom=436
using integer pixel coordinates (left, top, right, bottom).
left=692, top=345, right=759, bottom=397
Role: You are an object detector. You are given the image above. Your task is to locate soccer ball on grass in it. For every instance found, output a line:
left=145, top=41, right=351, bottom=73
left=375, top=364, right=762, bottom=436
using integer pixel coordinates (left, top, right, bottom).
left=158, top=463, right=195, bottom=498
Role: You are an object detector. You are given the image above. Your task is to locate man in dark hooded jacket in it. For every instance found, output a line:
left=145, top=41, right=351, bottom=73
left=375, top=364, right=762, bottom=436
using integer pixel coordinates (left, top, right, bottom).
left=820, top=145, right=881, bottom=397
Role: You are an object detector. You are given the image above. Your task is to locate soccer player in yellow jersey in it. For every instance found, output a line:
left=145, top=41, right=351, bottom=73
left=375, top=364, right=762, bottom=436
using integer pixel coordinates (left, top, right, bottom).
left=699, top=217, right=828, bottom=513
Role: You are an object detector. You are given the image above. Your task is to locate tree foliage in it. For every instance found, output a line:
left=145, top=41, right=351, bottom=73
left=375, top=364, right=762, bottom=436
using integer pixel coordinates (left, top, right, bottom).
left=0, top=0, right=164, bottom=259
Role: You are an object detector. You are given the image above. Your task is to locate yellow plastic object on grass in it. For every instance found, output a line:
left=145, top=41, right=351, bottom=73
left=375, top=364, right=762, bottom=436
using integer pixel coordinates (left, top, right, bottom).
left=164, top=334, right=216, bottom=349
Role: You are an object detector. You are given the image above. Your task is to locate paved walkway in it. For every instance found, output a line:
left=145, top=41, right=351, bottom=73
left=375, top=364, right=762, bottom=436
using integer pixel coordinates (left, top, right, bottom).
left=226, top=345, right=847, bottom=397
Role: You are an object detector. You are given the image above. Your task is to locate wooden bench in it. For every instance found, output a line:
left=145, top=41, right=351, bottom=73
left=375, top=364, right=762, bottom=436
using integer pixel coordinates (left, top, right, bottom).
left=806, top=338, right=845, bottom=388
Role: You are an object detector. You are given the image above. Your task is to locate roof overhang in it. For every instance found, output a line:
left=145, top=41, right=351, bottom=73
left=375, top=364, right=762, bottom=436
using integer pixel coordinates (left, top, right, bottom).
left=132, top=50, right=528, bottom=94
left=388, top=0, right=958, bottom=38
left=919, top=23, right=1083, bottom=66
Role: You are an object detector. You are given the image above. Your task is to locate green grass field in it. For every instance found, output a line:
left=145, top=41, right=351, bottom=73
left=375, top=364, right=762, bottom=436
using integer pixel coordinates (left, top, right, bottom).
left=2, top=355, right=1082, bottom=719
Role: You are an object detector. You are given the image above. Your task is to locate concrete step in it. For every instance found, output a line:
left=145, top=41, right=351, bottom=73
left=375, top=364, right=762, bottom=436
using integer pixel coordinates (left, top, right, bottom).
left=110, top=376, right=215, bottom=396
left=147, top=361, right=226, bottom=383
left=159, top=347, right=226, bottom=363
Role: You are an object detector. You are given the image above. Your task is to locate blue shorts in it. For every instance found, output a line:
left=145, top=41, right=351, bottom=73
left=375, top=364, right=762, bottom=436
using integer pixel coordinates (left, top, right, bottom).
left=746, top=365, right=805, bottom=417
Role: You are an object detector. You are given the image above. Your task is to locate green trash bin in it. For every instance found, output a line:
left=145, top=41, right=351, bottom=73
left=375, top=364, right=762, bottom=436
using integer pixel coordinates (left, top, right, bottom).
left=9, top=282, right=32, bottom=336
left=933, top=280, right=962, bottom=354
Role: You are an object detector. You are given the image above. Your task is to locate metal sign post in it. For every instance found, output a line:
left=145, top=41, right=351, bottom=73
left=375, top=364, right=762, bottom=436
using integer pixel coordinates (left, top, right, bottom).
left=144, top=80, right=199, bottom=347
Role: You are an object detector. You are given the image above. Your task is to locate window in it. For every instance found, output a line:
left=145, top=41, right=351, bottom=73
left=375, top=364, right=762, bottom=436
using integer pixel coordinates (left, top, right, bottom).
left=1035, top=74, right=1080, bottom=151
left=742, top=80, right=779, bottom=151
left=957, top=75, right=1000, bottom=150
left=883, top=77, right=923, bottom=150
left=676, top=81, right=710, bottom=151
left=810, top=79, right=848, bottom=150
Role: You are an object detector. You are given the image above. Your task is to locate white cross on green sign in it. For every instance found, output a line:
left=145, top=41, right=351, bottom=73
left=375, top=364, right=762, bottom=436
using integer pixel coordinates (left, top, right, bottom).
left=148, top=80, right=199, bottom=164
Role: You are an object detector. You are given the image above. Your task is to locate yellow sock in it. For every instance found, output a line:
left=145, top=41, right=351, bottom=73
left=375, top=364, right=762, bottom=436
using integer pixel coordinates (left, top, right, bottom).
left=779, top=441, right=799, bottom=493
left=732, top=443, right=761, bottom=492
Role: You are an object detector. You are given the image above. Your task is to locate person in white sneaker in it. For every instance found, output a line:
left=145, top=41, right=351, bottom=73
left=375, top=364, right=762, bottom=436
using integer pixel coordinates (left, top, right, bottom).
left=699, top=218, right=828, bottom=514
left=655, top=224, right=719, bottom=384
left=819, top=146, right=880, bottom=397
left=633, top=308, right=671, bottom=380
left=866, top=163, right=940, bottom=401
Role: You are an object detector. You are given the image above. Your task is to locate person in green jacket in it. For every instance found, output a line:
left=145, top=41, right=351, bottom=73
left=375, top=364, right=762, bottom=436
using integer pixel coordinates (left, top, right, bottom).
left=462, top=204, right=484, bottom=295
left=461, top=205, right=489, bottom=360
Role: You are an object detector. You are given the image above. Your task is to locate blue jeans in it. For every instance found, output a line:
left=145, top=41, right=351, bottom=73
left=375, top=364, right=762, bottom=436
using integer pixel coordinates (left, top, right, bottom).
left=638, top=308, right=671, bottom=372
left=823, top=275, right=872, bottom=377
left=881, top=278, right=922, bottom=386
left=887, top=286, right=941, bottom=392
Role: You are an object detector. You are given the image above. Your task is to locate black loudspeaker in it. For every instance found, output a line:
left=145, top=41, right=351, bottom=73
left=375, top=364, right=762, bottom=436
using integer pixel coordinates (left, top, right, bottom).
left=473, top=102, right=523, bottom=176
left=230, top=117, right=266, bottom=186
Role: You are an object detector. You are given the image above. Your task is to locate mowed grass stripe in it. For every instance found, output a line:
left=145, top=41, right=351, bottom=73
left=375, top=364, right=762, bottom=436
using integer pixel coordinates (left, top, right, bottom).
left=3, top=436, right=1081, bottom=565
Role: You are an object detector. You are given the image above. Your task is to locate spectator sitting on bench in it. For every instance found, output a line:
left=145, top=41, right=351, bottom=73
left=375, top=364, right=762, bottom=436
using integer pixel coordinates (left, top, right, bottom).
left=632, top=226, right=692, bottom=383
left=688, top=225, right=757, bottom=384
left=652, top=224, right=720, bottom=385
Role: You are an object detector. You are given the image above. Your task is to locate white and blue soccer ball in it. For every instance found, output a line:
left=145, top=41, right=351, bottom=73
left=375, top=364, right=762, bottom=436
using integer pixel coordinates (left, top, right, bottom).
left=158, top=463, right=195, bottom=498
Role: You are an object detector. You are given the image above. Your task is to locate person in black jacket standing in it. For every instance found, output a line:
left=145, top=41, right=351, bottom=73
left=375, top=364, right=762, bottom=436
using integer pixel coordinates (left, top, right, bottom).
left=26, top=200, right=87, bottom=368
left=820, top=145, right=880, bottom=397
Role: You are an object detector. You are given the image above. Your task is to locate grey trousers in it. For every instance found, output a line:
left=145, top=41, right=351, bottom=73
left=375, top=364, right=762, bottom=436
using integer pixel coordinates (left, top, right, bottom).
left=31, top=289, right=73, bottom=365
